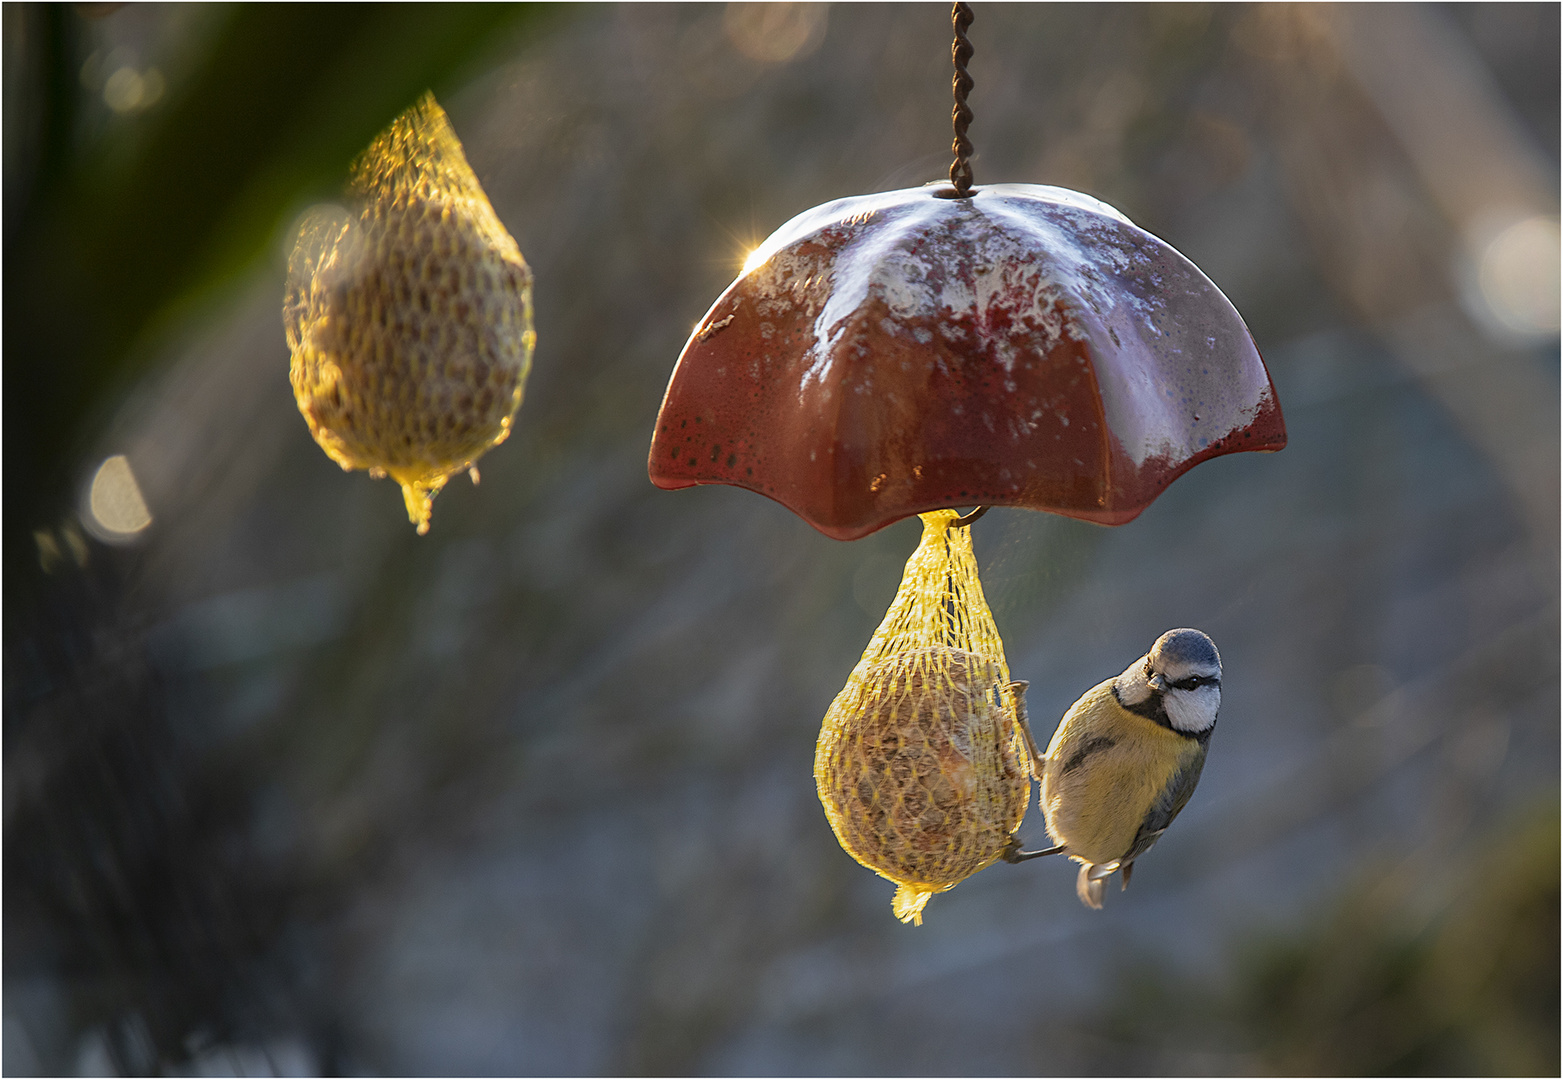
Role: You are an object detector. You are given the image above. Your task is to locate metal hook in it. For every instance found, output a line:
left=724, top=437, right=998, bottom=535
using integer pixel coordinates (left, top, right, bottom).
left=950, top=504, right=989, bottom=528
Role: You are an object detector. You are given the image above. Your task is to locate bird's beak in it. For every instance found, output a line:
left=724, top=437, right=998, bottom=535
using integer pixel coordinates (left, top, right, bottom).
left=1147, top=673, right=1168, bottom=691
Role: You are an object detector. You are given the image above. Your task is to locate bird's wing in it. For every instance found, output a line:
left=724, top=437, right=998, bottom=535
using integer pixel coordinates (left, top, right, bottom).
left=1122, top=749, right=1206, bottom=863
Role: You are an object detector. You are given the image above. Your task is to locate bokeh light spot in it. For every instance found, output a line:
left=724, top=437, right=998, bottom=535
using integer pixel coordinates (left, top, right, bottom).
left=103, top=66, right=165, bottom=113
left=86, top=454, right=153, bottom=541
left=723, top=2, right=829, bottom=65
left=1475, top=215, right=1561, bottom=339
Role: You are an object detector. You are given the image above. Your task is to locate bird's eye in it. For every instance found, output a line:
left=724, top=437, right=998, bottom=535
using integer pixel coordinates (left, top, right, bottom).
left=1171, top=676, right=1214, bottom=692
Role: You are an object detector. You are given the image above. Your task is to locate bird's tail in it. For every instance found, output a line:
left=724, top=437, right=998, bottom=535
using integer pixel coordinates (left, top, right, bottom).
left=1075, top=860, right=1120, bottom=910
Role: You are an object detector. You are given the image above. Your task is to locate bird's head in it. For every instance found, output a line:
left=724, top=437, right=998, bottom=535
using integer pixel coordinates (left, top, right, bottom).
left=1115, top=628, right=1222, bottom=735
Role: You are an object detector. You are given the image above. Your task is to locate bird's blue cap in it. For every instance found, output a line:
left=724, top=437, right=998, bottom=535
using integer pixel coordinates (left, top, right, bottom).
left=1151, top=628, right=1221, bottom=673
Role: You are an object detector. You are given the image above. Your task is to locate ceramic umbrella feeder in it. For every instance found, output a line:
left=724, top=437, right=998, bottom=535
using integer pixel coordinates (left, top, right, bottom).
left=649, top=9, right=1284, bottom=541
left=653, top=4, right=1287, bottom=925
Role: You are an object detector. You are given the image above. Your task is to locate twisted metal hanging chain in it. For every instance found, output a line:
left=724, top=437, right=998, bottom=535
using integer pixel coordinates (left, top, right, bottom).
left=944, top=4, right=989, bottom=522
left=949, top=2, right=975, bottom=196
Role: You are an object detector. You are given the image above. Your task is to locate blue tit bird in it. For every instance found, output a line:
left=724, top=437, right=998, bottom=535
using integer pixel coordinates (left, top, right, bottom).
left=1001, top=629, right=1222, bottom=909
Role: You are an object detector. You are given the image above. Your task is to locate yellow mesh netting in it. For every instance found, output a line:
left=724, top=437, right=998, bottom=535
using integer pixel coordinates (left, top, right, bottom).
left=815, top=510, right=1032, bottom=925
left=284, top=92, right=536, bottom=534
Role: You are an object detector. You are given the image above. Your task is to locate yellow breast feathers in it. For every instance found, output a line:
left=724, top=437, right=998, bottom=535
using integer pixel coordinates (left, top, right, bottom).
left=1038, top=679, right=1202, bottom=866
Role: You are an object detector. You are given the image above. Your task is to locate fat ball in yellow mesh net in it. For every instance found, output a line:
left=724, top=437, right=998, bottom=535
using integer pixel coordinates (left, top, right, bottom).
left=815, top=510, right=1036, bottom=925
left=284, top=92, right=535, bottom=534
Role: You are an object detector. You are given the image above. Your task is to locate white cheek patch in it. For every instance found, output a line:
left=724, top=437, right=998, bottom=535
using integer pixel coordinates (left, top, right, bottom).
left=1116, top=666, right=1154, bottom=706
left=1164, top=686, right=1220, bottom=733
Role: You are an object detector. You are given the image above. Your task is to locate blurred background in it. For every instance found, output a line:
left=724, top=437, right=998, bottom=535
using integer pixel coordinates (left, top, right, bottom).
left=4, top=3, right=1558, bottom=1074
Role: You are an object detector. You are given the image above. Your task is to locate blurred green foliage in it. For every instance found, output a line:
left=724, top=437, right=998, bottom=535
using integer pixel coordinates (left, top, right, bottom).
left=1093, top=800, right=1560, bottom=1076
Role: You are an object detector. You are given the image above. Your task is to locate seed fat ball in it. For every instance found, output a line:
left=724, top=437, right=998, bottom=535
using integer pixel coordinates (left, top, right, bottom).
left=284, top=92, right=535, bottom=533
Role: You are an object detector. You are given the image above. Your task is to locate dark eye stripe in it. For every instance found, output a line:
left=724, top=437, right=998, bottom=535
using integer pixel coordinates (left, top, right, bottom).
left=1171, top=675, right=1220, bottom=691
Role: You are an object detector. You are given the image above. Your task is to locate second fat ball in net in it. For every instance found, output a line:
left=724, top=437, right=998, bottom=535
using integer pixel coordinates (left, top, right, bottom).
left=284, top=92, right=535, bottom=534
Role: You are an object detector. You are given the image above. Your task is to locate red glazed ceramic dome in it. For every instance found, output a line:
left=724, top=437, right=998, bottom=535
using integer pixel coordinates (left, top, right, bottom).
left=649, top=183, right=1285, bottom=541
